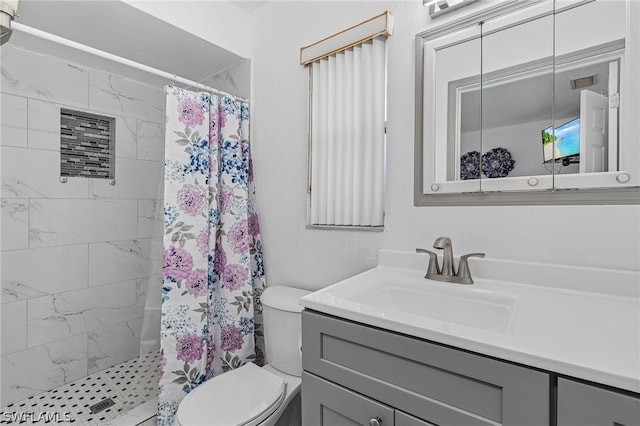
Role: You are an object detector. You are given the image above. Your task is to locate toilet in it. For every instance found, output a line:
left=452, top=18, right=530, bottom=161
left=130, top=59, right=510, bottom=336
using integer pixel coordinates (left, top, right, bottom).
left=174, top=286, right=311, bottom=426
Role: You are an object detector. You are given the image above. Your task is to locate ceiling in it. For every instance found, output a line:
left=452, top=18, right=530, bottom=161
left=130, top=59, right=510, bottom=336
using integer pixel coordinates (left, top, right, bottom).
left=229, top=0, right=270, bottom=13
left=7, top=0, right=245, bottom=87
left=460, top=60, right=612, bottom=132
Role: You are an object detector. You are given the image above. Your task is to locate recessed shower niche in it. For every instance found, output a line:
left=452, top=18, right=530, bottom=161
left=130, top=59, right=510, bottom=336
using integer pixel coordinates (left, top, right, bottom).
left=60, top=108, right=115, bottom=182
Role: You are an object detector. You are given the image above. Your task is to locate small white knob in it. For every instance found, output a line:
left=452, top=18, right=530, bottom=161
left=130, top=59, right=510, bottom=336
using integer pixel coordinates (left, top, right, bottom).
left=527, top=177, right=539, bottom=186
left=616, top=173, right=630, bottom=184
left=369, top=417, right=382, bottom=426
left=430, top=184, right=440, bottom=192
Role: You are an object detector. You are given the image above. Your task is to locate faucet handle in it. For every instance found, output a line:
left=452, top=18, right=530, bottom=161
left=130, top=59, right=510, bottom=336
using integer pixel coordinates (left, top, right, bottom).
left=416, top=248, right=441, bottom=277
left=459, top=252, right=485, bottom=262
left=456, top=253, right=485, bottom=284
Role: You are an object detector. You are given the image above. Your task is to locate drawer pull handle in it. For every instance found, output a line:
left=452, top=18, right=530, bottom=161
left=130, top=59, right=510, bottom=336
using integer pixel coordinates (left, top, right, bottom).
left=369, top=417, right=382, bottom=426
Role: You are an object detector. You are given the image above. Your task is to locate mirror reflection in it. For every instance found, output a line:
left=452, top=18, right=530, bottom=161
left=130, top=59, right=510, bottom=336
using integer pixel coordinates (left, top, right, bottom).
left=457, top=47, right=620, bottom=180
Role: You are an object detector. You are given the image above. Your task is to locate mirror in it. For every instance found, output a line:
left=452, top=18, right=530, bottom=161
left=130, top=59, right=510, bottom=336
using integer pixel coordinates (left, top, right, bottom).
left=415, top=0, right=640, bottom=205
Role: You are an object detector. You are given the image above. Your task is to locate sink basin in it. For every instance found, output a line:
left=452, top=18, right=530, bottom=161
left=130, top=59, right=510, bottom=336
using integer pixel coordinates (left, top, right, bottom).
left=301, top=267, right=518, bottom=333
left=358, top=284, right=517, bottom=332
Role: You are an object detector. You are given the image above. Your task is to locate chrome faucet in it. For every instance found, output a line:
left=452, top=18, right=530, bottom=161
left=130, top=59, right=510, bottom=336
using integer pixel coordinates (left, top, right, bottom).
left=416, top=237, right=485, bottom=284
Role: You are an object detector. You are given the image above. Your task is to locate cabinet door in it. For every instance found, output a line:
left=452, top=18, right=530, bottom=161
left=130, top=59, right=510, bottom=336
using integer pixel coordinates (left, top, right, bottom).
left=302, top=372, right=394, bottom=426
left=395, top=411, right=436, bottom=426
left=557, top=378, right=640, bottom=426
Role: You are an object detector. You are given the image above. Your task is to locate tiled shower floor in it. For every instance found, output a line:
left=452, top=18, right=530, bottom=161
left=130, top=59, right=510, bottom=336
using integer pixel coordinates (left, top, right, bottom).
left=1, top=351, right=159, bottom=425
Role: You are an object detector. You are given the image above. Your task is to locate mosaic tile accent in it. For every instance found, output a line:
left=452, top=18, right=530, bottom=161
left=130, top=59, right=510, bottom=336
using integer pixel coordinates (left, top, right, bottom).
left=60, top=109, right=115, bottom=180
left=0, top=351, right=159, bottom=425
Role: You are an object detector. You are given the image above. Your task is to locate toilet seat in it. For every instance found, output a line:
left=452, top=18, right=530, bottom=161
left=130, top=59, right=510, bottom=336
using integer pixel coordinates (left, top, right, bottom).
left=174, top=362, right=286, bottom=426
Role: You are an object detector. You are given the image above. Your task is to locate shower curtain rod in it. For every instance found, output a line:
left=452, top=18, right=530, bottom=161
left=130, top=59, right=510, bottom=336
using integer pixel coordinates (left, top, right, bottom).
left=11, top=22, right=249, bottom=103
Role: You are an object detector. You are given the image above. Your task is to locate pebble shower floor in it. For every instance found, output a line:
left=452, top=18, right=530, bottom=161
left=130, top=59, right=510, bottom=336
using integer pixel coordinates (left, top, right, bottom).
left=1, top=351, right=159, bottom=425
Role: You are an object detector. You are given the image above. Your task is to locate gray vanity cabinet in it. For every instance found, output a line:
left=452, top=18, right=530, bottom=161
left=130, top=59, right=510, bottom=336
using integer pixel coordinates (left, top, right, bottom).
left=302, top=372, right=435, bottom=426
left=301, top=310, right=550, bottom=426
left=395, top=411, right=435, bottom=426
left=302, top=371, right=395, bottom=426
left=557, top=378, right=640, bottom=426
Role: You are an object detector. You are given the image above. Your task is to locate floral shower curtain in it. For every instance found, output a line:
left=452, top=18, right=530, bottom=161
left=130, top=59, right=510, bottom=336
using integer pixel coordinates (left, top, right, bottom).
left=158, top=86, right=266, bottom=425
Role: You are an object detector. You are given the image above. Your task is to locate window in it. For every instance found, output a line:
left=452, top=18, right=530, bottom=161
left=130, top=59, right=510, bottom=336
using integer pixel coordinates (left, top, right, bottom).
left=301, top=12, right=393, bottom=228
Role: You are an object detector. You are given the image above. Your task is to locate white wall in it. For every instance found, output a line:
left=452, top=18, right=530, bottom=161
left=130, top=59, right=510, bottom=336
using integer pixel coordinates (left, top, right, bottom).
left=247, top=1, right=640, bottom=291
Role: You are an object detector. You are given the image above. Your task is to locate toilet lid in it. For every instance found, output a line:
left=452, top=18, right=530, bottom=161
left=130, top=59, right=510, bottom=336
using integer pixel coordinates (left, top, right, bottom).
left=175, top=362, right=286, bottom=426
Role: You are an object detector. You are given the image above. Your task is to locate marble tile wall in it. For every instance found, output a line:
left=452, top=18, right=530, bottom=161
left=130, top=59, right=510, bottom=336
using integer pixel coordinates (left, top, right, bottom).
left=0, top=44, right=164, bottom=406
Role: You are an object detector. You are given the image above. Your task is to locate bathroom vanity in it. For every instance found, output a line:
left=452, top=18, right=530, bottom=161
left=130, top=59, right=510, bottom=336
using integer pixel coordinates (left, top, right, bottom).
left=299, top=250, right=640, bottom=426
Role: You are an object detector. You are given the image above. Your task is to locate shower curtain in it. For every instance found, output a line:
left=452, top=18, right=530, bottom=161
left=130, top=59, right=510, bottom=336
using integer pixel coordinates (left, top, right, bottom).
left=158, top=86, right=266, bottom=425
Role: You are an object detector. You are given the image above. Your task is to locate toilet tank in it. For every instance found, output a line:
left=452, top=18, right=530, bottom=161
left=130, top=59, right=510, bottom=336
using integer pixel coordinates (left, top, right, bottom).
left=260, top=286, right=310, bottom=376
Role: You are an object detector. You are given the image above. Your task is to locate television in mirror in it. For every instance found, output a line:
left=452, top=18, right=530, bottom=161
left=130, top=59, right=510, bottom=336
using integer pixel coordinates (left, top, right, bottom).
left=541, top=117, right=580, bottom=166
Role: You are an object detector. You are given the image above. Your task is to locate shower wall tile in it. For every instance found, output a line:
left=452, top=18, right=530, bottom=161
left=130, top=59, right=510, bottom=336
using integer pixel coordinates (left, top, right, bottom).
left=1, top=93, right=28, bottom=147
left=201, top=59, right=251, bottom=100
left=1, top=300, right=27, bottom=356
left=0, top=45, right=89, bottom=109
left=133, top=277, right=157, bottom=356
left=88, top=239, right=151, bottom=286
left=138, top=306, right=161, bottom=356
left=138, top=199, right=155, bottom=239
left=141, top=244, right=163, bottom=302
left=0, top=146, right=89, bottom=199
left=28, top=280, right=140, bottom=347
left=138, top=199, right=163, bottom=239
left=116, top=115, right=138, bottom=159
left=1, top=334, right=87, bottom=405
left=89, top=71, right=164, bottom=123
left=90, top=158, right=162, bottom=200
left=137, top=120, right=164, bottom=161
left=87, top=319, right=142, bottom=374
left=29, top=199, right=138, bottom=247
left=135, top=277, right=149, bottom=304
left=26, top=99, right=59, bottom=151
left=0, top=199, right=29, bottom=250
left=1, top=244, right=89, bottom=303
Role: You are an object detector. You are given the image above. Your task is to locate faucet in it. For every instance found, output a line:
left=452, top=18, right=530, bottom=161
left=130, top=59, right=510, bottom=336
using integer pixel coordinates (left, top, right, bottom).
left=433, top=236, right=455, bottom=276
left=416, top=237, right=485, bottom=284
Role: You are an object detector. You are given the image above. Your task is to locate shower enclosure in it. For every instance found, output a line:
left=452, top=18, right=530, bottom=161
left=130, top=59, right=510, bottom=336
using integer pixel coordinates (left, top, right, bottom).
left=0, top=39, right=166, bottom=423
left=0, top=2, right=249, bottom=424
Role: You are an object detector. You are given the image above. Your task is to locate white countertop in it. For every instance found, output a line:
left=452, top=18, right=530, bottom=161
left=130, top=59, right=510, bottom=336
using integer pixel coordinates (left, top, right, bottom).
left=300, top=250, right=640, bottom=393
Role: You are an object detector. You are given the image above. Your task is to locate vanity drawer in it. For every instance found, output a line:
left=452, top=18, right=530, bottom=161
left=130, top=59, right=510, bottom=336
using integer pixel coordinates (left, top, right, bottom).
left=302, top=310, right=550, bottom=426
left=557, top=378, right=640, bottom=426
left=302, top=371, right=394, bottom=426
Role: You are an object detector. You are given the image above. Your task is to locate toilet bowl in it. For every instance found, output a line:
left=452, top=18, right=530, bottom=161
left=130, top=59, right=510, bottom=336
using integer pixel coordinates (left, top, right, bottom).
left=174, top=363, right=300, bottom=426
left=174, top=286, right=310, bottom=426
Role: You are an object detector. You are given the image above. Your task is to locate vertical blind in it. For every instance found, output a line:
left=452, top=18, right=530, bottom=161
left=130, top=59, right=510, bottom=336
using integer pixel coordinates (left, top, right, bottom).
left=309, top=36, right=387, bottom=227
